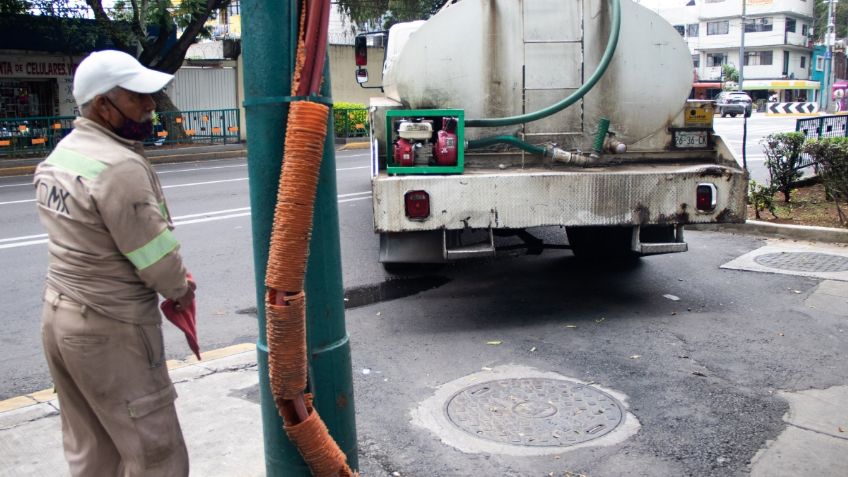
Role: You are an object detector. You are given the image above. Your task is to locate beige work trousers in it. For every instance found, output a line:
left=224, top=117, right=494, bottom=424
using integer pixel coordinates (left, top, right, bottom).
left=41, top=288, right=189, bottom=477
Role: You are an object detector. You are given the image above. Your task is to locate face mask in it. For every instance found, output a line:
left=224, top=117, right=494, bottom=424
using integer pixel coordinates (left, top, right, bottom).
left=105, top=97, right=153, bottom=141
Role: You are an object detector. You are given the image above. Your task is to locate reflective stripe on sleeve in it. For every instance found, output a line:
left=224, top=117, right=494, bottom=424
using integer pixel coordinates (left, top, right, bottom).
left=158, top=202, right=170, bottom=220
left=45, top=148, right=107, bottom=180
left=125, top=229, right=180, bottom=270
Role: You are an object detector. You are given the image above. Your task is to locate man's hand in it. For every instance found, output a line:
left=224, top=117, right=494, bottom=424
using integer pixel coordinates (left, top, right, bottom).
left=175, top=278, right=196, bottom=310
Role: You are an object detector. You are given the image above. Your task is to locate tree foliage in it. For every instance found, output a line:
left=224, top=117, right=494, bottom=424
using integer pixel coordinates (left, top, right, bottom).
left=813, top=0, right=848, bottom=42
left=761, top=132, right=806, bottom=203
left=336, top=0, right=450, bottom=29
left=803, top=137, right=848, bottom=225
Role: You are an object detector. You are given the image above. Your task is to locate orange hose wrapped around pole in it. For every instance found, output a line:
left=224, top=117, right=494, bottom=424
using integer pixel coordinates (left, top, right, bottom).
left=266, top=100, right=328, bottom=292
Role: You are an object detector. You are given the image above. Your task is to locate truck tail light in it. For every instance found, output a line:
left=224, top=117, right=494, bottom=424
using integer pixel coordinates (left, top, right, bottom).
left=405, top=190, right=430, bottom=219
left=696, top=183, right=717, bottom=211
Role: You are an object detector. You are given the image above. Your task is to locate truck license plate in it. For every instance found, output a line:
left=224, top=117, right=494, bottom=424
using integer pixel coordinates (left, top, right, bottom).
left=673, top=130, right=709, bottom=149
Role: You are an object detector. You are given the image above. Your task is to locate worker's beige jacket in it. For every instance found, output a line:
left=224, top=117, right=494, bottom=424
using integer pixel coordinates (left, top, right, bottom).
left=34, top=118, right=188, bottom=324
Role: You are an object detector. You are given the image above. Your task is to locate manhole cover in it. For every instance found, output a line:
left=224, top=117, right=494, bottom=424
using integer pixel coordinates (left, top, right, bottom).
left=754, top=252, right=848, bottom=273
left=445, top=378, right=624, bottom=447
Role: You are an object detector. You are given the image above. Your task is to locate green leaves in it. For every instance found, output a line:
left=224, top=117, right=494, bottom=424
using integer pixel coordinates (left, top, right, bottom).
left=337, top=0, right=448, bottom=29
left=803, top=137, right=848, bottom=225
left=761, top=132, right=806, bottom=203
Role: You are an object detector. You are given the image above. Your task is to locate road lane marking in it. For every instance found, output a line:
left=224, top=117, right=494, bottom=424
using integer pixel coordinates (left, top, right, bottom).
left=0, top=233, right=46, bottom=243
left=0, top=177, right=251, bottom=205
left=0, top=193, right=372, bottom=249
left=337, top=166, right=369, bottom=171
left=157, top=164, right=247, bottom=174
left=0, top=182, right=32, bottom=189
left=338, top=191, right=371, bottom=198
left=0, top=198, right=35, bottom=205
left=162, top=177, right=248, bottom=189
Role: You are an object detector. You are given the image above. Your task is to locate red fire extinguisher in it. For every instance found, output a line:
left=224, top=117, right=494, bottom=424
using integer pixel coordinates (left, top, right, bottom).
left=394, top=138, right=414, bottom=167
left=434, top=118, right=457, bottom=166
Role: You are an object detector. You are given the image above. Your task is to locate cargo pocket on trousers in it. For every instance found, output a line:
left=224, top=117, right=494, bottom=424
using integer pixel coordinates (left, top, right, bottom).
left=127, top=383, right=183, bottom=468
left=136, top=324, right=165, bottom=368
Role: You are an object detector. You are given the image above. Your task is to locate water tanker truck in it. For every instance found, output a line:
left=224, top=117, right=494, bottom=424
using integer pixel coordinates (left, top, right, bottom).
left=353, top=0, right=747, bottom=267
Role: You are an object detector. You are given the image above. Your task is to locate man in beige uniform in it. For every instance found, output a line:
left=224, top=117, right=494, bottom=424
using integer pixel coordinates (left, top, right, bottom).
left=34, top=50, right=195, bottom=476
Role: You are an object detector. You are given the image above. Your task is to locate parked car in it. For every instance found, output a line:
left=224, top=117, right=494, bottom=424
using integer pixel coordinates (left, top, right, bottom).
left=714, top=91, right=753, bottom=118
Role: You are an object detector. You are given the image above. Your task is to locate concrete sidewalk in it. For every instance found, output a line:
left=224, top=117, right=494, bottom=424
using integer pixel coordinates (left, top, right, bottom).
left=0, top=344, right=393, bottom=476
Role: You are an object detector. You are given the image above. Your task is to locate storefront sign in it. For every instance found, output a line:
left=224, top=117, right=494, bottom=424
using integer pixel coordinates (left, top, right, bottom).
left=0, top=57, right=79, bottom=78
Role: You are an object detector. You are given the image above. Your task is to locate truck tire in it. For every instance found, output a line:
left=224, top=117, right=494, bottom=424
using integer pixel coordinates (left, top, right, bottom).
left=566, top=226, right=637, bottom=261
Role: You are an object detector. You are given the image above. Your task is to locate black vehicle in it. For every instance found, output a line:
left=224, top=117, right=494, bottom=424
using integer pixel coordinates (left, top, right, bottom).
left=714, top=91, right=753, bottom=118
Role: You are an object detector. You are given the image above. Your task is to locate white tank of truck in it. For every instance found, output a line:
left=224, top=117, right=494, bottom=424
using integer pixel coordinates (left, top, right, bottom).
left=356, top=0, right=747, bottom=266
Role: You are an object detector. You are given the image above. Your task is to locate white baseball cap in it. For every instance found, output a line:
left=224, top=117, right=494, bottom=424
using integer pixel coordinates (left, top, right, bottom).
left=73, top=50, right=174, bottom=106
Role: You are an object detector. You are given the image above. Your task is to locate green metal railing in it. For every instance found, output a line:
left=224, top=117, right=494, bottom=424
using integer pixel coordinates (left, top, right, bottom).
left=151, top=109, right=241, bottom=146
left=0, top=115, right=75, bottom=157
left=332, top=107, right=368, bottom=139
left=796, top=114, right=848, bottom=169
left=0, top=108, right=241, bottom=157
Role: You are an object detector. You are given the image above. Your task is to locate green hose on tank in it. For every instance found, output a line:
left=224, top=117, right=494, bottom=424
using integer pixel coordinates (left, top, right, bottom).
left=465, top=0, right=621, bottom=129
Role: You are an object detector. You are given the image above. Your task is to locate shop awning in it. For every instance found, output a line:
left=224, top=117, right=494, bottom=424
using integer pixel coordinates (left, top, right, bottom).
left=741, top=80, right=820, bottom=90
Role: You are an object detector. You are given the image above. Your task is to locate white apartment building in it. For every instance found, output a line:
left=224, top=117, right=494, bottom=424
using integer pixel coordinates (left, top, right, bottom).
left=640, top=0, right=817, bottom=100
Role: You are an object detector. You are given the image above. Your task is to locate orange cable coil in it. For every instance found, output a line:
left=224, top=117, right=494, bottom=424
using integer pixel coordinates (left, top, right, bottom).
left=265, top=101, right=328, bottom=292
left=283, top=394, right=358, bottom=477
left=266, top=291, right=308, bottom=401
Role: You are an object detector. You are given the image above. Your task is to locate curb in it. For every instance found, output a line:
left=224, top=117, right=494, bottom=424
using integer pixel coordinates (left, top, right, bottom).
left=338, top=141, right=370, bottom=150
left=687, top=220, right=848, bottom=244
left=0, top=343, right=256, bottom=416
left=0, top=165, right=37, bottom=177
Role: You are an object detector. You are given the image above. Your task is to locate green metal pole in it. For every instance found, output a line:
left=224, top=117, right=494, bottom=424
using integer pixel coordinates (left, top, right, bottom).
left=241, top=0, right=306, bottom=475
left=304, top=61, right=359, bottom=471
left=242, top=0, right=358, bottom=475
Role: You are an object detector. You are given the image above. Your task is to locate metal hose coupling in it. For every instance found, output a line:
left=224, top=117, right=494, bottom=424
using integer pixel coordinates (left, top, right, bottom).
left=547, top=147, right=594, bottom=166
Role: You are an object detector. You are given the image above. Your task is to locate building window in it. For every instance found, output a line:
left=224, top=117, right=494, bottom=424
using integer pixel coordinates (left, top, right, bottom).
left=786, top=18, right=796, bottom=33
left=707, top=53, right=726, bottom=67
left=816, top=56, right=824, bottom=71
left=783, top=51, right=790, bottom=75
left=745, top=51, right=773, bottom=66
left=687, top=23, right=699, bottom=37
left=227, top=1, right=240, bottom=15
left=800, top=56, right=806, bottom=68
left=692, top=54, right=700, bottom=68
left=802, top=24, right=809, bottom=37
left=707, top=21, right=729, bottom=35
left=745, top=17, right=773, bottom=33
left=674, top=25, right=685, bottom=36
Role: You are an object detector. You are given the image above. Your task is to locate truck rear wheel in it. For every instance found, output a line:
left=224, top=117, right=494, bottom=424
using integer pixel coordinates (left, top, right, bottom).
left=566, top=226, right=637, bottom=261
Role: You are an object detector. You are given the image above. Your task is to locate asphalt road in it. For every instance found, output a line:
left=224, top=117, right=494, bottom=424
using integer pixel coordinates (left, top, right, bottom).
left=0, top=116, right=810, bottom=399
left=0, top=150, right=384, bottom=399
left=712, top=113, right=800, bottom=184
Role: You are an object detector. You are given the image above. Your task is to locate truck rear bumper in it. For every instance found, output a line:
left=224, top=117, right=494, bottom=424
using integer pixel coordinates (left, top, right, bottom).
left=372, top=163, right=747, bottom=232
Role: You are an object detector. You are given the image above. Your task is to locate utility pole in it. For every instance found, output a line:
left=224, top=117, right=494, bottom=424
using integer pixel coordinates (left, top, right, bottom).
left=241, top=0, right=358, bottom=475
left=738, top=0, right=746, bottom=93
left=824, top=0, right=837, bottom=112
left=740, top=0, right=748, bottom=171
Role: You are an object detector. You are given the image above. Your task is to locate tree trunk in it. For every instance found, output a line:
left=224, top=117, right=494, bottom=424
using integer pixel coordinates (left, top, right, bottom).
left=152, top=90, right=189, bottom=143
